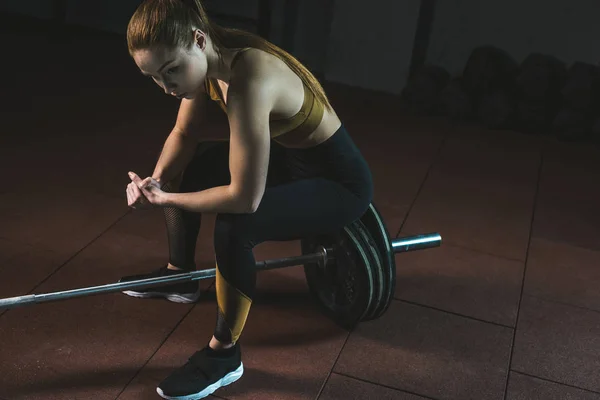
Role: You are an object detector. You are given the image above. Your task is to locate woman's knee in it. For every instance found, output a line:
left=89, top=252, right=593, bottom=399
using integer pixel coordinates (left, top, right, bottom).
left=356, top=170, right=374, bottom=216
left=178, top=142, right=231, bottom=193
left=214, top=213, right=256, bottom=251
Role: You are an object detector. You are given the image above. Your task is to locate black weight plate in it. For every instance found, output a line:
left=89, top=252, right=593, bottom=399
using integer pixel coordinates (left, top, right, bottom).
left=359, top=203, right=397, bottom=319
left=351, top=219, right=385, bottom=321
left=302, top=226, right=375, bottom=330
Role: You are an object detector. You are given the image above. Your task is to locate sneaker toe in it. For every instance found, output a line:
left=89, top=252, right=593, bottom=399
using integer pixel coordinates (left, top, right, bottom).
left=157, top=363, right=210, bottom=398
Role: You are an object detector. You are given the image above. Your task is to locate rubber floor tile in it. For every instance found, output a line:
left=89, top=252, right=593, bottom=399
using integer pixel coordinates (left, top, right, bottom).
left=512, top=295, right=600, bottom=392
left=0, top=238, right=68, bottom=318
left=319, top=373, right=431, bottom=400
left=532, top=141, right=600, bottom=251
left=395, top=240, right=523, bottom=327
left=347, top=116, right=447, bottom=236
left=0, top=236, right=42, bottom=263
left=402, top=128, right=540, bottom=260
left=524, top=237, right=600, bottom=312
left=0, top=118, right=174, bottom=202
left=0, top=188, right=128, bottom=257
left=506, top=371, right=600, bottom=400
left=334, top=301, right=513, bottom=400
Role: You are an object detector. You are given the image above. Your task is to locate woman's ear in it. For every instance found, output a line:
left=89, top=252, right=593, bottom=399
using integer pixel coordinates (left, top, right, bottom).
left=194, top=29, right=207, bottom=50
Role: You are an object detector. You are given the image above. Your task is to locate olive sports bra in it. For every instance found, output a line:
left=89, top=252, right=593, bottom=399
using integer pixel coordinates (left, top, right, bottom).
left=204, top=48, right=325, bottom=139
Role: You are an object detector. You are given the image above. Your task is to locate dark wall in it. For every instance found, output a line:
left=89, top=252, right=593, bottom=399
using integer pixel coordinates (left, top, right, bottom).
left=0, top=0, right=420, bottom=93
left=427, top=0, right=600, bottom=74
left=2, top=0, right=596, bottom=94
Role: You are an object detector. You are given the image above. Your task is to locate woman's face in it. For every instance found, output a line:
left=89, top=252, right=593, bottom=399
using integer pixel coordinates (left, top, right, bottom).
left=132, top=36, right=207, bottom=99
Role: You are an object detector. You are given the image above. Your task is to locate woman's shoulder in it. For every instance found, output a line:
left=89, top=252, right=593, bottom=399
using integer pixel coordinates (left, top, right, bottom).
left=227, top=48, right=289, bottom=113
left=231, top=47, right=288, bottom=82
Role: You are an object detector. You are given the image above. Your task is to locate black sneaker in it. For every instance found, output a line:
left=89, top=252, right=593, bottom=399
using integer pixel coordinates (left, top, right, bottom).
left=118, top=265, right=201, bottom=304
left=156, top=343, right=244, bottom=399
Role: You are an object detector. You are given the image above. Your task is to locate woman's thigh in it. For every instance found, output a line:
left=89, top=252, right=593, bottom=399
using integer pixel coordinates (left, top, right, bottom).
left=219, top=177, right=371, bottom=246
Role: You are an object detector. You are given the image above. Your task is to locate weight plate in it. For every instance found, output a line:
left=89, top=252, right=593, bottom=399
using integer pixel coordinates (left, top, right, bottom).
left=359, top=203, right=397, bottom=320
left=302, top=225, right=375, bottom=330
left=351, top=219, right=385, bottom=321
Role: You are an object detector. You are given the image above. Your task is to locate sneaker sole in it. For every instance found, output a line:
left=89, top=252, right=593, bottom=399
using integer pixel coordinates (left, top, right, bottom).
left=156, top=362, right=244, bottom=400
left=121, top=289, right=201, bottom=304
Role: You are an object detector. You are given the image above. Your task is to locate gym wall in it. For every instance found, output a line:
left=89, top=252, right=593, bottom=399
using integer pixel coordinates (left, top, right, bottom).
left=0, top=0, right=420, bottom=95
left=427, top=0, right=600, bottom=76
left=1, top=0, right=598, bottom=95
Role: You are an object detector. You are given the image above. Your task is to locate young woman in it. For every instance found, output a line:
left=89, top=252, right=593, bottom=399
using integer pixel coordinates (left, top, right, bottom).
left=121, top=0, right=373, bottom=398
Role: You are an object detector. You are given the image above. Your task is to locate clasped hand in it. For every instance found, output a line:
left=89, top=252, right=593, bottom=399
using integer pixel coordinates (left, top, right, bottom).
left=126, top=171, right=168, bottom=209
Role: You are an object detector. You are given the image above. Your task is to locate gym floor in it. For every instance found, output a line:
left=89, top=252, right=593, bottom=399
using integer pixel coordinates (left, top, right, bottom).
left=1, top=14, right=599, bottom=400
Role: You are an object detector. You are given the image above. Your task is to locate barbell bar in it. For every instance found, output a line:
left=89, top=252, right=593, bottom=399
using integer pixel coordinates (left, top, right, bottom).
left=0, top=233, right=441, bottom=311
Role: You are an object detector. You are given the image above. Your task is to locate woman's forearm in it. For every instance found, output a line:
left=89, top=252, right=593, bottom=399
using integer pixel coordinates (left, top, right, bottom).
left=164, top=185, right=253, bottom=214
left=152, top=131, right=198, bottom=186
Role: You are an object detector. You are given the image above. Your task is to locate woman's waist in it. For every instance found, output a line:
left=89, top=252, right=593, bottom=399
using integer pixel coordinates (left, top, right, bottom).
left=283, top=126, right=370, bottom=180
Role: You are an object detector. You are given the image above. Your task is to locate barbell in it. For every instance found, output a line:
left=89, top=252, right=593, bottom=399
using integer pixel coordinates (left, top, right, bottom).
left=0, top=204, right=441, bottom=328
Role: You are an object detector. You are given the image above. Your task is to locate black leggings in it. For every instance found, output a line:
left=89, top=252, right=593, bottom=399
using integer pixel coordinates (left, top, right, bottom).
left=163, top=124, right=373, bottom=343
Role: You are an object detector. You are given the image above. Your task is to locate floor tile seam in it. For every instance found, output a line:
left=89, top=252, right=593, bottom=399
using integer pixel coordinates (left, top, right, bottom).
left=503, top=149, right=544, bottom=400
left=521, top=293, right=600, bottom=316
left=510, top=369, right=600, bottom=395
left=114, top=302, right=200, bottom=399
left=0, top=210, right=132, bottom=321
left=393, top=298, right=516, bottom=329
left=529, top=234, right=600, bottom=254
left=394, top=132, right=449, bottom=238
left=315, top=331, right=351, bottom=399
left=330, top=372, right=440, bottom=400
left=403, top=237, right=526, bottom=262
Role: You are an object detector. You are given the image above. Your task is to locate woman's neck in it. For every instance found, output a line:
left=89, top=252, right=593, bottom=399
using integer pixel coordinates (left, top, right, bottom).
left=206, top=44, right=241, bottom=83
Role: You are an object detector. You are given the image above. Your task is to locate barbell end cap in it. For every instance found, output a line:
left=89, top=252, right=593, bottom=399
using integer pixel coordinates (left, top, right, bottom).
left=0, top=294, right=37, bottom=310
left=392, top=233, right=442, bottom=253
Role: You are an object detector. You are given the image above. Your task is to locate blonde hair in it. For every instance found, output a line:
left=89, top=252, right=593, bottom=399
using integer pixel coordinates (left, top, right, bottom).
left=127, top=0, right=332, bottom=111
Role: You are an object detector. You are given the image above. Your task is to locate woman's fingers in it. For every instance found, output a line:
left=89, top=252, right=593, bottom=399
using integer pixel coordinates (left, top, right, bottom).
left=130, top=182, right=142, bottom=199
left=127, top=183, right=139, bottom=207
left=128, top=182, right=149, bottom=208
left=127, top=184, right=136, bottom=207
